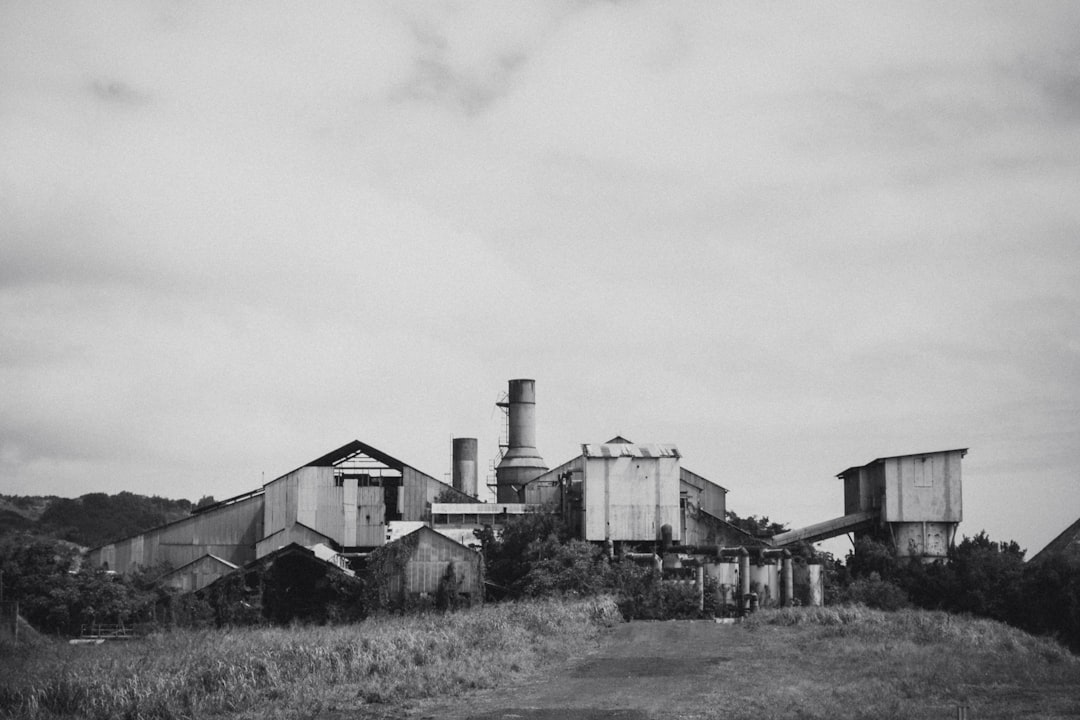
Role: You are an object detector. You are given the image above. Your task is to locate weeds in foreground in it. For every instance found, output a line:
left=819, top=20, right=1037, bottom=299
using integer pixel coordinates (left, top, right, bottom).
left=0, top=597, right=622, bottom=720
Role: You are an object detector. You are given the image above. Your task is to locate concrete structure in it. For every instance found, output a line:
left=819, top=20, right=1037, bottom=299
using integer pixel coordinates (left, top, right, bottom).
left=495, top=379, right=549, bottom=502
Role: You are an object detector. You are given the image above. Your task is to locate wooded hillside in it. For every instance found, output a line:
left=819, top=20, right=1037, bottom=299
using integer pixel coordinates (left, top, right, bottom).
left=0, top=492, right=194, bottom=548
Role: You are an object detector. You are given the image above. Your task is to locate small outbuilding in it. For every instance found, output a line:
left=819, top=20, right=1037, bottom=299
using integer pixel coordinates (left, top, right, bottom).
left=363, top=526, right=483, bottom=609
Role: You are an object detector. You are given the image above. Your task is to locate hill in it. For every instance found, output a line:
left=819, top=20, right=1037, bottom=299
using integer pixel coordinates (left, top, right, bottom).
left=0, top=492, right=194, bottom=548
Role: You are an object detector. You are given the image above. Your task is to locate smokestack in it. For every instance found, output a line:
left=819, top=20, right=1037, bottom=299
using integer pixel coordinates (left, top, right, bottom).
left=452, top=437, right=478, bottom=498
left=495, top=378, right=548, bottom=503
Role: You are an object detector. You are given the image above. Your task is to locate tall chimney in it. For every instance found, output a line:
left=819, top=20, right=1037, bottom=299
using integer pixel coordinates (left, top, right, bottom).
left=451, top=437, right=478, bottom=498
left=495, top=378, right=548, bottom=503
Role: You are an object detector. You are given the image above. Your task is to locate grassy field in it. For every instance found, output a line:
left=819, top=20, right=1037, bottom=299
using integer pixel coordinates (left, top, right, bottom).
left=0, top=598, right=622, bottom=719
left=729, top=606, right=1080, bottom=719
left=1, top=602, right=1077, bottom=720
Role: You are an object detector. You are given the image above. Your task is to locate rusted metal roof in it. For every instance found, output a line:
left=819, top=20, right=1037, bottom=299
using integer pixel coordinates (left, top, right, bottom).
left=581, top=443, right=680, bottom=459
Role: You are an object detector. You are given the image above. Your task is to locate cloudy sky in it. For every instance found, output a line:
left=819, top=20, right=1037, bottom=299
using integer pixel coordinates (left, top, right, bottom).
left=2, top=1, right=1078, bottom=558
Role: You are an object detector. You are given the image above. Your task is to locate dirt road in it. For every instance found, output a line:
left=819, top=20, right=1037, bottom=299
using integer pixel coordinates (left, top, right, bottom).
left=407, top=620, right=749, bottom=720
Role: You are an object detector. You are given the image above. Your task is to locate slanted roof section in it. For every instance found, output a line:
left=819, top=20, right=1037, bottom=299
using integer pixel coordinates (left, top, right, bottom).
left=1029, top=516, right=1080, bottom=565
left=582, top=442, right=680, bottom=459
left=305, top=440, right=410, bottom=470
left=681, top=466, right=728, bottom=493
left=160, top=553, right=239, bottom=578
left=837, top=448, right=969, bottom=478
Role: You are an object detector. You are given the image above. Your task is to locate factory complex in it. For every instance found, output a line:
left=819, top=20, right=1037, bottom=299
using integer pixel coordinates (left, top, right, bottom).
left=87, top=379, right=967, bottom=611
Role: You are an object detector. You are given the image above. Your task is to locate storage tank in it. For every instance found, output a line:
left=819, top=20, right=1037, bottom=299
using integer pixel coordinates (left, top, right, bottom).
left=451, top=437, right=478, bottom=498
left=495, top=379, right=548, bottom=503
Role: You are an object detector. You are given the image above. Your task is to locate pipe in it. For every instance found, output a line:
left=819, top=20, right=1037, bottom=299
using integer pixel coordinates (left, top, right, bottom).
left=739, top=552, right=750, bottom=615
left=782, top=556, right=794, bottom=608
left=807, top=561, right=823, bottom=607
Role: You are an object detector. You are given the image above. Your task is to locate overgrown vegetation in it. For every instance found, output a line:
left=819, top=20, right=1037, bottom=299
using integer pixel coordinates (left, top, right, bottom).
left=473, top=514, right=713, bottom=620
left=0, top=534, right=159, bottom=635
left=0, top=597, right=622, bottom=720
left=827, top=532, right=1080, bottom=652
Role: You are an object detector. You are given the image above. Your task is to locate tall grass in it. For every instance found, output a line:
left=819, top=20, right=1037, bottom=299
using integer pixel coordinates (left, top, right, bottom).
left=0, top=597, right=622, bottom=720
left=735, top=604, right=1080, bottom=719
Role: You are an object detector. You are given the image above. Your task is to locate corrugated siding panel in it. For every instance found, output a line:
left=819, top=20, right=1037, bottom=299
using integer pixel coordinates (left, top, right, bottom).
left=883, top=450, right=962, bottom=523
left=356, top=486, right=385, bottom=546
left=263, top=474, right=296, bottom=538
left=401, top=466, right=445, bottom=521
left=91, top=495, right=263, bottom=574
left=161, top=555, right=237, bottom=593
left=584, top=456, right=681, bottom=542
left=402, top=530, right=482, bottom=597
left=255, top=523, right=332, bottom=558
left=523, top=456, right=582, bottom=505
left=680, top=467, right=726, bottom=519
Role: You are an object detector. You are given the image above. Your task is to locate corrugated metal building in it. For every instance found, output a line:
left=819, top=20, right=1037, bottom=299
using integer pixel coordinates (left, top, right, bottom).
left=515, top=438, right=728, bottom=547
left=87, top=440, right=475, bottom=592
left=838, top=448, right=967, bottom=561
left=89, top=492, right=264, bottom=574
left=367, top=526, right=484, bottom=608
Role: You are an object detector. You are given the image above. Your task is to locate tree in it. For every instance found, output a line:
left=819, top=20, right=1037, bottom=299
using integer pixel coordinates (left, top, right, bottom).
left=724, top=511, right=788, bottom=537
left=0, top=533, right=156, bottom=634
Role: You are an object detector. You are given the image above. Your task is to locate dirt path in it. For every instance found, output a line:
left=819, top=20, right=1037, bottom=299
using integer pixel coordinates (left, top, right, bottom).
left=406, top=620, right=750, bottom=720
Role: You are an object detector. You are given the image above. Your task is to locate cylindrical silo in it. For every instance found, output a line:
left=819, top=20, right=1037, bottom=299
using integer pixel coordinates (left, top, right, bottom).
left=452, top=437, right=478, bottom=498
left=495, top=379, right=548, bottom=503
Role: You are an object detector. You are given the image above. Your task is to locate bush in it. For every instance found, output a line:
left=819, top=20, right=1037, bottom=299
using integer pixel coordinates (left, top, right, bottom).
left=833, top=572, right=910, bottom=611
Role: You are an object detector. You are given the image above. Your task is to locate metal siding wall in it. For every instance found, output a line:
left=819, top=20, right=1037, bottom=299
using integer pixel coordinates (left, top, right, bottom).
left=585, top=456, right=681, bottom=542
left=343, top=478, right=357, bottom=547
left=658, top=457, right=682, bottom=540
left=264, top=475, right=295, bottom=538
left=403, top=531, right=481, bottom=597
left=884, top=452, right=962, bottom=523
left=584, top=458, right=605, bottom=540
left=309, top=466, right=343, bottom=544
left=356, top=486, right=385, bottom=546
left=256, top=523, right=333, bottom=558
left=402, top=467, right=445, bottom=521
left=296, top=466, right=320, bottom=531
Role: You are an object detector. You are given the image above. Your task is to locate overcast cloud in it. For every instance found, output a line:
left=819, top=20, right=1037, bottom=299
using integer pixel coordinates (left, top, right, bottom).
left=2, top=1, right=1078, bottom=557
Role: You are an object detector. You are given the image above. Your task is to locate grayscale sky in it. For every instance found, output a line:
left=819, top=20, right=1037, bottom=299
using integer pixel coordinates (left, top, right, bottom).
left=2, top=2, right=1078, bottom=558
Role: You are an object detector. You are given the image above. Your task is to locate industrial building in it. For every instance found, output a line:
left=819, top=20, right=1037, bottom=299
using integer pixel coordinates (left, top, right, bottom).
left=86, top=378, right=969, bottom=610
left=769, top=448, right=968, bottom=563
left=88, top=440, right=475, bottom=594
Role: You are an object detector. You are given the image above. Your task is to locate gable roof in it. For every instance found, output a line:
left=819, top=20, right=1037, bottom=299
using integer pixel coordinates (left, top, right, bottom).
left=159, top=553, right=239, bottom=579
left=304, top=440, right=410, bottom=469
left=1029, top=516, right=1080, bottom=564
